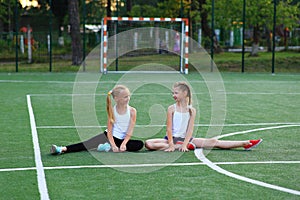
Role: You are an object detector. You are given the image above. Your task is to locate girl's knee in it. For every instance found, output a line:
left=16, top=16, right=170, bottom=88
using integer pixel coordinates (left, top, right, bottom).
left=138, top=140, right=144, bottom=150
left=208, top=138, right=218, bottom=146
left=145, top=140, right=153, bottom=150
left=210, top=138, right=218, bottom=143
left=127, top=140, right=144, bottom=151
left=201, top=138, right=218, bottom=148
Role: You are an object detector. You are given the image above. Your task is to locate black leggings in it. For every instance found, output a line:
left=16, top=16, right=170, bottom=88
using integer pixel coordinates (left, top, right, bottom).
left=66, top=131, right=144, bottom=153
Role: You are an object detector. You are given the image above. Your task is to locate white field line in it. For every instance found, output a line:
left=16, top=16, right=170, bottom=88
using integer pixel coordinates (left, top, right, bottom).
left=195, top=125, right=300, bottom=196
left=1, top=79, right=300, bottom=84
left=106, top=71, right=180, bottom=74
left=36, top=123, right=300, bottom=129
left=220, top=92, right=300, bottom=95
left=27, top=95, right=50, bottom=200
left=22, top=94, right=300, bottom=197
left=1, top=160, right=299, bottom=172
left=215, top=124, right=300, bottom=139
left=195, top=149, right=300, bottom=196
left=28, top=92, right=300, bottom=97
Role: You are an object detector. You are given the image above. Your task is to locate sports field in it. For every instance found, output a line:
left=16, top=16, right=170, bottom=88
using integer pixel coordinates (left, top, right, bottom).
left=0, top=72, right=299, bottom=199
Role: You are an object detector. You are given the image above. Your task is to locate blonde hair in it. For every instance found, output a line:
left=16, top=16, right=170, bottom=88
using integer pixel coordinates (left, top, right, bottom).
left=173, top=81, right=192, bottom=115
left=106, top=85, right=130, bottom=124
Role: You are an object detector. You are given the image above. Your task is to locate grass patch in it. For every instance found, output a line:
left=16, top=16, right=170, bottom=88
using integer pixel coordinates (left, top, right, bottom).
left=0, top=72, right=299, bottom=199
left=0, top=51, right=299, bottom=73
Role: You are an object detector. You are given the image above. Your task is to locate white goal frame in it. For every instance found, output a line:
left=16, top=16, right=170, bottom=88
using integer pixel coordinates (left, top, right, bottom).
left=100, top=17, right=189, bottom=74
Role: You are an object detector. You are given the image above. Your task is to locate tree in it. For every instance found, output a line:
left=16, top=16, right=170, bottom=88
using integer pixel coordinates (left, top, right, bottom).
left=126, top=0, right=132, bottom=15
left=68, top=0, right=82, bottom=65
left=128, top=0, right=194, bottom=18
left=128, top=4, right=157, bottom=17
left=276, top=0, right=300, bottom=49
left=0, top=0, right=19, bottom=32
left=198, top=0, right=212, bottom=46
left=204, top=0, right=299, bottom=56
left=107, top=0, right=112, bottom=17
left=247, top=0, right=298, bottom=55
left=49, top=0, right=68, bottom=37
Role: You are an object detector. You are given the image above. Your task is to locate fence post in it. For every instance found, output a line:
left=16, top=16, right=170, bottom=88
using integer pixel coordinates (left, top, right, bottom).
left=49, top=0, right=52, bottom=72
left=82, top=0, right=86, bottom=71
left=272, top=0, right=277, bottom=74
left=27, top=25, right=32, bottom=63
left=211, top=0, right=214, bottom=72
left=242, top=0, right=246, bottom=73
left=15, top=0, right=19, bottom=72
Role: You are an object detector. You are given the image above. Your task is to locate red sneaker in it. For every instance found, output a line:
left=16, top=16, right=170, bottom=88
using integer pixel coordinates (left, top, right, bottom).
left=244, top=139, right=263, bottom=150
left=176, top=141, right=196, bottom=150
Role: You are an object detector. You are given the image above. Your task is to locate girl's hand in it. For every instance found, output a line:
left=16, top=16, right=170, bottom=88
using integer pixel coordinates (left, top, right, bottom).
left=164, top=146, right=175, bottom=152
left=120, top=145, right=127, bottom=152
left=179, top=146, right=189, bottom=152
left=112, top=146, right=119, bottom=152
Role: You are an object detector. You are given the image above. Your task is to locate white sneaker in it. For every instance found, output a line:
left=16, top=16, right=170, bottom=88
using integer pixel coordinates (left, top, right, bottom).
left=50, top=144, right=62, bottom=155
left=97, top=143, right=111, bottom=152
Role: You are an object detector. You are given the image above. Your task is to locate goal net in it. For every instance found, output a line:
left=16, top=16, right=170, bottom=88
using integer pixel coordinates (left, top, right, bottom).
left=100, top=17, right=189, bottom=74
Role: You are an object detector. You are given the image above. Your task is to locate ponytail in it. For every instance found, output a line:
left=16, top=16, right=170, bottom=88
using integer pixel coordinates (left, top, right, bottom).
left=106, top=85, right=130, bottom=124
left=187, top=88, right=192, bottom=116
left=106, top=90, right=115, bottom=124
left=174, top=81, right=193, bottom=116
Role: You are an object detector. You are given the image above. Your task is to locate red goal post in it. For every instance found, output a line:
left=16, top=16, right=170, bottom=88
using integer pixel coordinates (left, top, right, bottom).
left=100, top=17, right=189, bottom=74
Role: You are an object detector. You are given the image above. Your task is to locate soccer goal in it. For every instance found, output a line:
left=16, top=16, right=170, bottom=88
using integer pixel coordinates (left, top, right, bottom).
left=100, top=17, right=189, bottom=74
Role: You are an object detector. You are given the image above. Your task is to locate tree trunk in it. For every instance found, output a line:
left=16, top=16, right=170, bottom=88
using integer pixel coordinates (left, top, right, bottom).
left=198, top=0, right=211, bottom=38
left=126, top=0, right=132, bottom=15
left=251, top=43, right=259, bottom=56
left=107, top=0, right=111, bottom=17
left=198, top=0, right=222, bottom=52
left=266, top=28, right=272, bottom=52
left=250, top=25, right=260, bottom=56
left=68, top=0, right=82, bottom=65
left=284, top=27, right=289, bottom=50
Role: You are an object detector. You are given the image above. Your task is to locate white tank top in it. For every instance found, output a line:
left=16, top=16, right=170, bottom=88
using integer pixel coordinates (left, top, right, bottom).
left=172, top=104, right=190, bottom=138
left=112, top=105, right=131, bottom=139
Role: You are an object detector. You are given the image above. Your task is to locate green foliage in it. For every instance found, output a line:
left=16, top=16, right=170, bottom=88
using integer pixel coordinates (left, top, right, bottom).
left=0, top=0, right=17, bottom=24
left=203, top=0, right=299, bottom=51
left=276, top=0, right=300, bottom=29
left=204, top=0, right=242, bottom=29
left=0, top=37, right=9, bottom=49
left=84, top=1, right=106, bottom=23
left=214, top=51, right=300, bottom=72
left=205, top=0, right=299, bottom=31
left=157, top=0, right=182, bottom=17
left=128, top=5, right=158, bottom=17
left=1, top=51, right=299, bottom=72
left=49, top=0, right=68, bottom=18
left=129, top=0, right=194, bottom=18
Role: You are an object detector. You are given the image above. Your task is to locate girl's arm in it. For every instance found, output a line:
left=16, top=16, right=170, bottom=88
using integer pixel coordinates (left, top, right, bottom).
left=180, top=107, right=196, bottom=152
left=120, top=106, right=136, bottom=152
left=165, top=105, right=175, bottom=152
left=106, top=119, right=119, bottom=152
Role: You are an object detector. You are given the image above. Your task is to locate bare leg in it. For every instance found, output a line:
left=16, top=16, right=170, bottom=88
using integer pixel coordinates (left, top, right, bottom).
left=61, top=146, right=67, bottom=152
left=192, top=138, right=250, bottom=149
left=215, top=140, right=250, bottom=149
left=145, top=139, right=169, bottom=151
